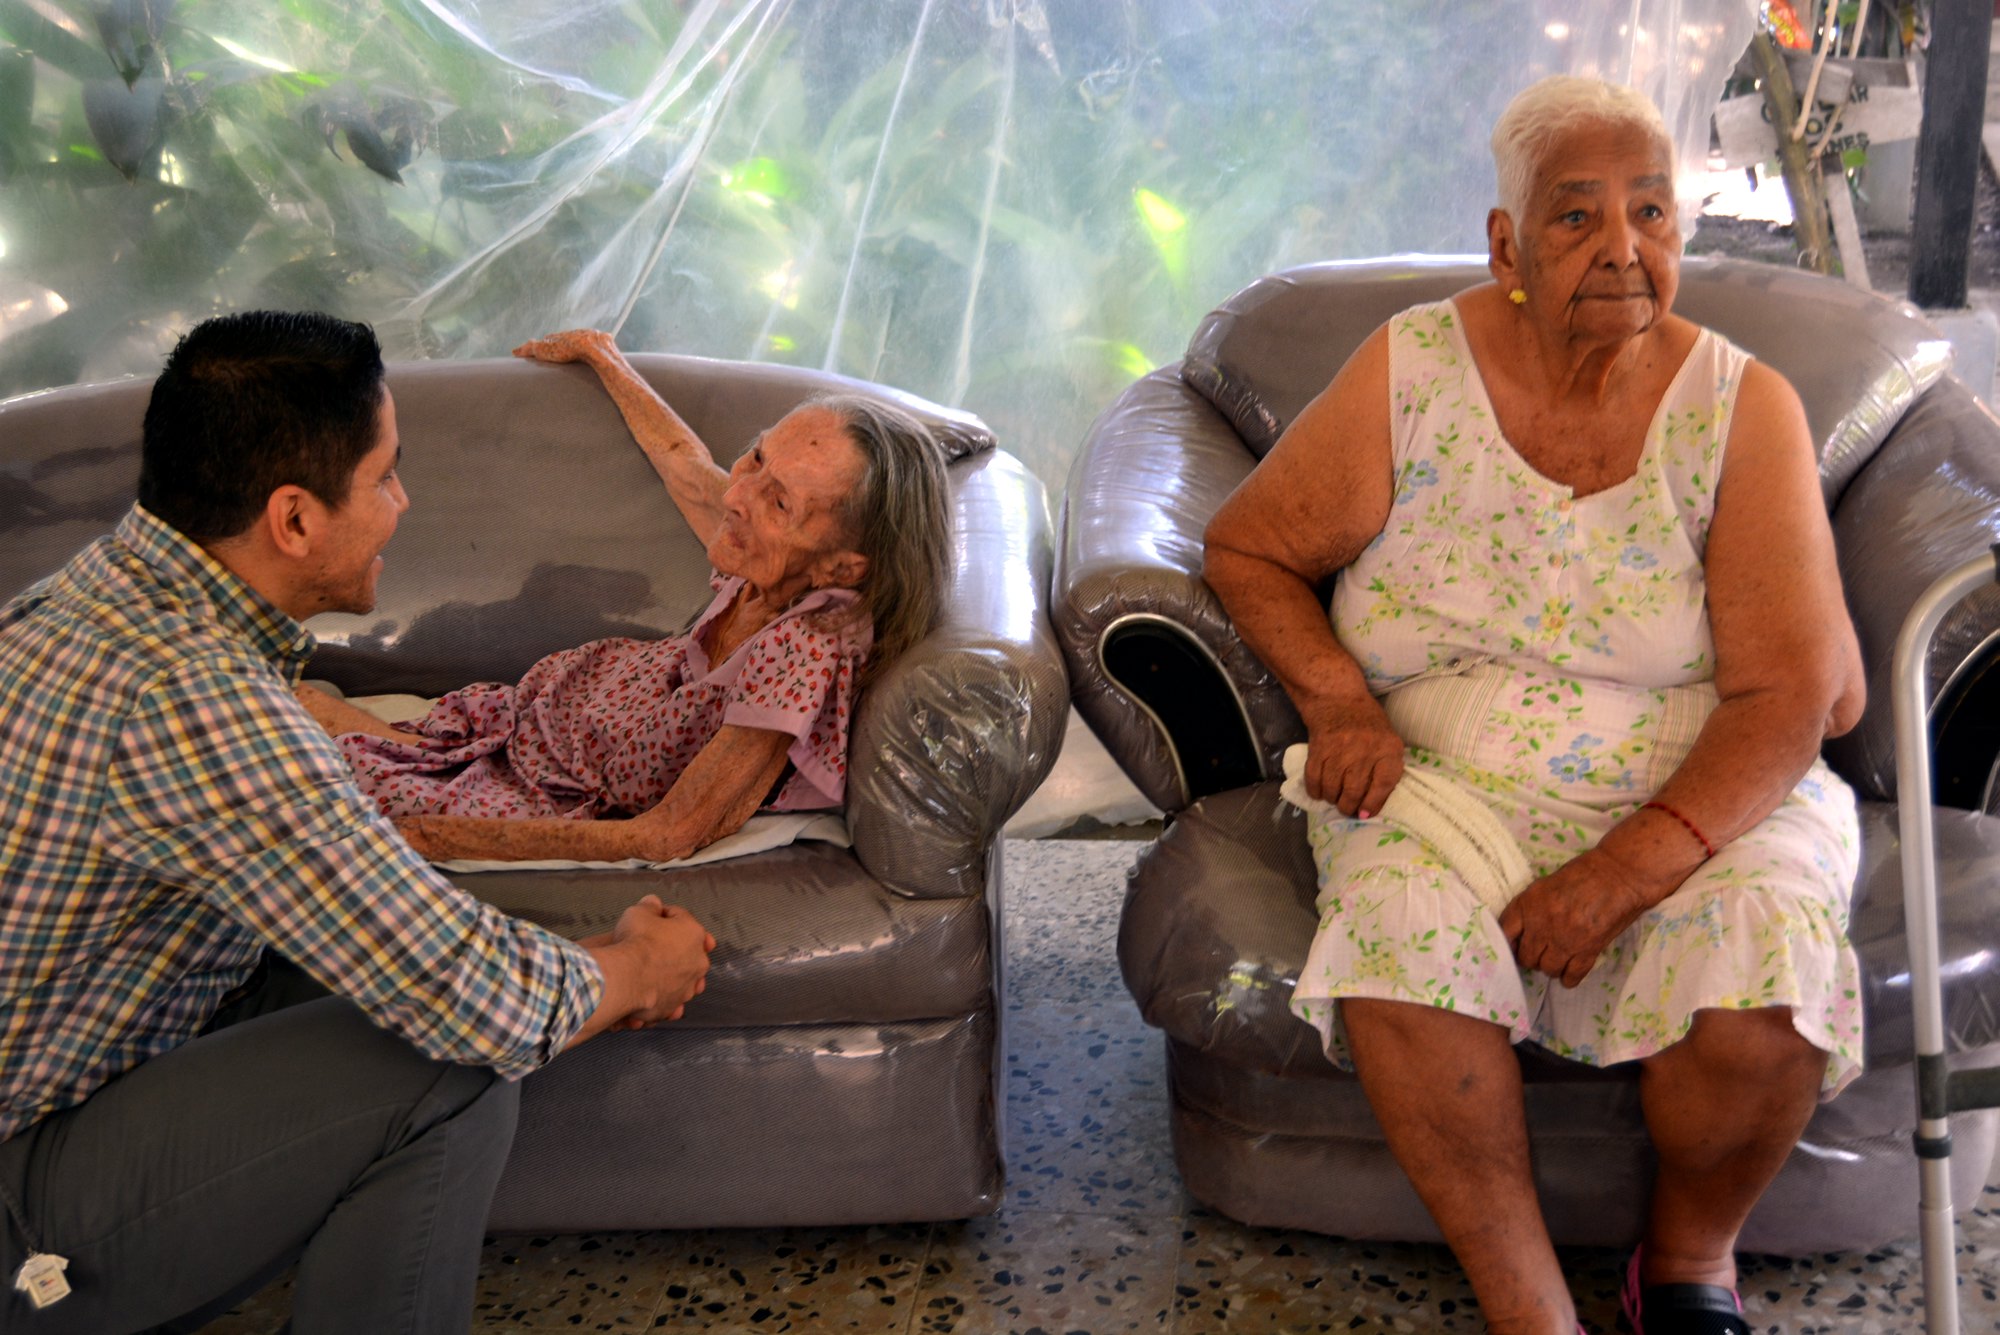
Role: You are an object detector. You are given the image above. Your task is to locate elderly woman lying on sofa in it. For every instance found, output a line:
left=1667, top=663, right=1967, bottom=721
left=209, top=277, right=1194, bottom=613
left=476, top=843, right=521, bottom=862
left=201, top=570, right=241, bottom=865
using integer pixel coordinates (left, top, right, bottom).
left=298, top=328, right=951, bottom=865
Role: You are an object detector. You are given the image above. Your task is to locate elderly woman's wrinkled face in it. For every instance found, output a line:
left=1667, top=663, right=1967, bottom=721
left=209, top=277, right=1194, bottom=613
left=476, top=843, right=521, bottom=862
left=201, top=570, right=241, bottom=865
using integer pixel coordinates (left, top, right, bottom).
left=1512, top=120, right=1679, bottom=343
left=710, top=405, right=869, bottom=599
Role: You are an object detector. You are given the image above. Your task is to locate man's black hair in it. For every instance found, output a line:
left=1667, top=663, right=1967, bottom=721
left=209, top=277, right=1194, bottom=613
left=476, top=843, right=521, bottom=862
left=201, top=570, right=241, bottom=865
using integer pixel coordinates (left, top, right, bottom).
left=138, top=311, right=387, bottom=542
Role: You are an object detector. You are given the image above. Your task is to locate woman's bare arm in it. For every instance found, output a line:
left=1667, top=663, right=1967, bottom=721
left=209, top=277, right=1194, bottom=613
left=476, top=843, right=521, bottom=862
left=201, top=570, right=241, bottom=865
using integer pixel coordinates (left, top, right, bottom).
left=1638, top=360, right=1863, bottom=841
left=622, top=724, right=796, bottom=860
left=513, top=329, right=731, bottom=544
left=394, top=724, right=795, bottom=864
left=1500, top=359, right=1865, bottom=986
left=295, top=683, right=414, bottom=742
left=1202, top=324, right=1400, bottom=816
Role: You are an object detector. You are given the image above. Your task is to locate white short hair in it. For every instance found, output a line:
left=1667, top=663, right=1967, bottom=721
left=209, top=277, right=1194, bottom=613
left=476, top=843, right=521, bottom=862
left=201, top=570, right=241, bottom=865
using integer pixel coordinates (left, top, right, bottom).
left=1491, top=75, right=1674, bottom=224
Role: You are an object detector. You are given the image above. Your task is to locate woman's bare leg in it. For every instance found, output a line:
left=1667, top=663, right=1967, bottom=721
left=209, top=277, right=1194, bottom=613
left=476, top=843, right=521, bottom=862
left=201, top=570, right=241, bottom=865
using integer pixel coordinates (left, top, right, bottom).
left=1343, top=998, right=1575, bottom=1335
left=294, top=683, right=413, bottom=742
left=1637, top=1007, right=1822, bottom=1289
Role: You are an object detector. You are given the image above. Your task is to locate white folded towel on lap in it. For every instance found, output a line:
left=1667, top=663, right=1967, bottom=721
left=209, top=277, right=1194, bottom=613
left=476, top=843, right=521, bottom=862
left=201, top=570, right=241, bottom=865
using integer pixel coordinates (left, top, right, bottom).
left=1280, top=743, right=1532, bottom=916
left=341, top=692, right=850, bottom=872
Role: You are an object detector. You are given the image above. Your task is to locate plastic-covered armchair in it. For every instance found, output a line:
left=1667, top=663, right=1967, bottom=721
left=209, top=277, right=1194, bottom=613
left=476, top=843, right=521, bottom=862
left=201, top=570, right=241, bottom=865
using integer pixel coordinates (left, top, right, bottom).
left=1052, top=256, right=2000, bottom=1252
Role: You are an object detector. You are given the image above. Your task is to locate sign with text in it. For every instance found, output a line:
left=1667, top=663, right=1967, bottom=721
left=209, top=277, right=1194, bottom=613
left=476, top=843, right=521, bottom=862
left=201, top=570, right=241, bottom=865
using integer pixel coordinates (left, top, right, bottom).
left=1714, top=55, right=1921, bottom=167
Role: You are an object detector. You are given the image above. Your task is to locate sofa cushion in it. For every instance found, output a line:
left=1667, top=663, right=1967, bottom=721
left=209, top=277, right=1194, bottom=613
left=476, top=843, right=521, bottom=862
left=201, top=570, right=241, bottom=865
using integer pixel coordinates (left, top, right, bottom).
left=1161, top=1033, right=2000, bottom=1256
left=1181, top=257, right=1950, bottom=507
left=463, top=840, right=993, bottom=1028
left=0, top=355, right=996, bottom=698
left=325, top=356, right=994, bottom=694
left=1121, top=782, right=2000, bottom=1079
left=491, top=1010, right=1000, bottom=1230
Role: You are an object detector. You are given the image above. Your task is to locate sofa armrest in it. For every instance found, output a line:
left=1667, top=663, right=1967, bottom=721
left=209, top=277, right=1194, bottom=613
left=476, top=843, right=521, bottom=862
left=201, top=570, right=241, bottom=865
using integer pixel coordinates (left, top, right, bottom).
left=846, top=448, right=1068, bottom=900
left=1053, top=368, right=1314, bottom=813
left=1826, top=377, right=2000, bottom=805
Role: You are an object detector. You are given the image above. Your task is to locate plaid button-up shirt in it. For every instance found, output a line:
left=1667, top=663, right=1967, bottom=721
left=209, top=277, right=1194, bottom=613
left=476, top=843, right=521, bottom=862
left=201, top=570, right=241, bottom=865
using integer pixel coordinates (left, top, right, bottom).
left=0, top=506, right=603, bottom=1142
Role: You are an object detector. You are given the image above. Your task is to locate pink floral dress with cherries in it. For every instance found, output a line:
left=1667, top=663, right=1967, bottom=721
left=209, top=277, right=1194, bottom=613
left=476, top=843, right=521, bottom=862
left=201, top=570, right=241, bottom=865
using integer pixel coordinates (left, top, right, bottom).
left=340, top=574, right=870, bottom=821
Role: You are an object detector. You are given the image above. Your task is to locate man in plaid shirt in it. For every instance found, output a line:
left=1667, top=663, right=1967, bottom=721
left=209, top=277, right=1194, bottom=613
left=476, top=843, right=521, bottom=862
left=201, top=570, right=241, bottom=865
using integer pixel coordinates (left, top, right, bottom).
left=0, top=312, right=714, bottom=1332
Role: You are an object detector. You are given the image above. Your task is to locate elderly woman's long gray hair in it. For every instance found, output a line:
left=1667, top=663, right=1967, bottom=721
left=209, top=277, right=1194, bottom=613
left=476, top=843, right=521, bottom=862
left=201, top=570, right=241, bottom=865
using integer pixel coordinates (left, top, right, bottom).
left=814, top=393, right=952, bottom=684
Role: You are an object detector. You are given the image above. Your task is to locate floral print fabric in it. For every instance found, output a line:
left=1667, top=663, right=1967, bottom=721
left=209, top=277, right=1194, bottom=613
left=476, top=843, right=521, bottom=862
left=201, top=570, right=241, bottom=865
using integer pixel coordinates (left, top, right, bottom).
left=1291, top=301, right=1863, bottom=1095
left=341, top=573, right=870, bottom=821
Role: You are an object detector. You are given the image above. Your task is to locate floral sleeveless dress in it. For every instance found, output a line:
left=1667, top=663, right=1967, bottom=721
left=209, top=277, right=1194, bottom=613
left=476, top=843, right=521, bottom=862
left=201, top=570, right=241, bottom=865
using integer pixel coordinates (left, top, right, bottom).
left=1289, top=299, right=1863, bottom=1095
left=341, top=573, right=870, bottom=821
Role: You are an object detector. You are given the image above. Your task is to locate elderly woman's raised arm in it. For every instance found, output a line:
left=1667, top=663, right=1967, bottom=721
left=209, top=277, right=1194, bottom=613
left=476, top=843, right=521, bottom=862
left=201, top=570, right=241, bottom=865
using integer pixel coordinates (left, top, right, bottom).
left=513, top=329, right=731, bottom=544
left=1201, top=325, right=1402, bottom=818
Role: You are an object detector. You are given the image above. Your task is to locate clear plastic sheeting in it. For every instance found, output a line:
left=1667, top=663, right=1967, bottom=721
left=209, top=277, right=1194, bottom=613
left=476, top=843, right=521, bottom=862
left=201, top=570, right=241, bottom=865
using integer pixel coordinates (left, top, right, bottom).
left=0, top=0, right=1753, bottom=485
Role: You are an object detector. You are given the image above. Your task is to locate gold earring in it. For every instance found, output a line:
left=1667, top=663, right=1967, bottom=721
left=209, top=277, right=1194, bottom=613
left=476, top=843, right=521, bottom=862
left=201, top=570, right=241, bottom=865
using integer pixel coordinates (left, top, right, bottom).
left=1509, top=288, right=1527, bottom=305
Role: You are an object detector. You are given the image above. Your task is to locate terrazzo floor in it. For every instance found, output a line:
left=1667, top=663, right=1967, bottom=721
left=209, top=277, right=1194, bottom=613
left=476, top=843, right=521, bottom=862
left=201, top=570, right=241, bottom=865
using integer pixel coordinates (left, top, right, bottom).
left=199, top=835, right=2000, bottom=1334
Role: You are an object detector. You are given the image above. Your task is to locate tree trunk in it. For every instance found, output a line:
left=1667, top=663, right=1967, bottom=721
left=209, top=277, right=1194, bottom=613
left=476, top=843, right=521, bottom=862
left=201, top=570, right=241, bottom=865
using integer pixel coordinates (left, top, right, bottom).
left=1749, top=29, right=1837, bottom=275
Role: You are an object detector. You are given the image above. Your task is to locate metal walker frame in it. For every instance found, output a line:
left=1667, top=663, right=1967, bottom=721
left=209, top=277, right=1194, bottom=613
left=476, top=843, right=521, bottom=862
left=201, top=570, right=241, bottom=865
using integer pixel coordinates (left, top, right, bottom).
left=1894, top=547, right=2000, bottom=1335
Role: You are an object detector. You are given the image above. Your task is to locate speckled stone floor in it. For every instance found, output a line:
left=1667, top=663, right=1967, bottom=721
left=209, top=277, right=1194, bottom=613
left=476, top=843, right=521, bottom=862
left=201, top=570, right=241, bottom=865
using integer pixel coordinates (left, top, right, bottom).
left=199, top=836, right=2000, bottom=1334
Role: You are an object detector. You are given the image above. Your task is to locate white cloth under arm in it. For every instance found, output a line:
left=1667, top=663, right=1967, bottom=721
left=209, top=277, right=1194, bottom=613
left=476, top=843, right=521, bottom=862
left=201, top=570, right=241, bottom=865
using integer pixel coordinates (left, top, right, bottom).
left=1280, top=743, right=1533, bottom=916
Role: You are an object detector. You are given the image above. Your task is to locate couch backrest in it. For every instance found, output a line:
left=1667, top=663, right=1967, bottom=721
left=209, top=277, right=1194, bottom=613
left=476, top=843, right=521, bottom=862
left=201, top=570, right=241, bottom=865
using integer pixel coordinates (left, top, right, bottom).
left=0, top=354, right=993, bottom=697
left=1183, top=256, right=1953, bottom=509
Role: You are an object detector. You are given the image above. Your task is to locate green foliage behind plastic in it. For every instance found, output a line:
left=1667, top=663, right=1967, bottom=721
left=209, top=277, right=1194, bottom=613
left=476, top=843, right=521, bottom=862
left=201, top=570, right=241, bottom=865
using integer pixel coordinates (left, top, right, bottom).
left=0, top=1, right=1750, bottom=485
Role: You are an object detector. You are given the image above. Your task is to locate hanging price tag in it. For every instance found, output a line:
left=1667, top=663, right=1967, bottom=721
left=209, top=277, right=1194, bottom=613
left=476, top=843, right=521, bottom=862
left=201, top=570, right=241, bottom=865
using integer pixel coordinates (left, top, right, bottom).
left=13, top=1252, right=70, bottom=1309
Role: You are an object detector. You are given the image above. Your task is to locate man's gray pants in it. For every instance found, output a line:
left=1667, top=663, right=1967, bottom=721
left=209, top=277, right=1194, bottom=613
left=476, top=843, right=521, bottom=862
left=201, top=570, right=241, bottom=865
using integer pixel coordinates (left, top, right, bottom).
left=0, top=959, right=520, bottom=1334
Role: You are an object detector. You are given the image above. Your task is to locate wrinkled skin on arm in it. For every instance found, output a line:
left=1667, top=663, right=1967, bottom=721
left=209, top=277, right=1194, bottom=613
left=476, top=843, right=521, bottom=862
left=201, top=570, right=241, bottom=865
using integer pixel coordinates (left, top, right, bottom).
left=294, top=682, right=412, bottom=741
left=513, top=329, right=731, bottom=544
left=393, top=723, right=794, bottom=865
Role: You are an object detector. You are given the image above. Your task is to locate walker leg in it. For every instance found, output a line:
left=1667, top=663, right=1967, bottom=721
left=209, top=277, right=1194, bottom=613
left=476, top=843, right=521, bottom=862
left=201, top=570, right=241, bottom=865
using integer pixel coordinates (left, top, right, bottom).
left=1892, top=552, right=2000, bottom=1335
left=1919, top=1153, right=1960, bottom=1334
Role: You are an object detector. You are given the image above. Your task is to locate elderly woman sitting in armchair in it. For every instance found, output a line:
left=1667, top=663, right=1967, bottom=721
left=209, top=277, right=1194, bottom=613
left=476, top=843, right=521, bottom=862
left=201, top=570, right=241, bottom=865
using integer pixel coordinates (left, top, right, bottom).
left=299, top=329, right=951, bottom=866
left=1202, top=76, right=1864, bottom=1335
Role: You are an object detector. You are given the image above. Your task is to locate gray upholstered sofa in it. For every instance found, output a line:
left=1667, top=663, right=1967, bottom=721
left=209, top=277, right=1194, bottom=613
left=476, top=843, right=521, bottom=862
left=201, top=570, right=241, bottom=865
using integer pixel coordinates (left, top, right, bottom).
left=0, top=353, right=1068, bottom=1231
left=1053, top=256, right=2000, bottom=1255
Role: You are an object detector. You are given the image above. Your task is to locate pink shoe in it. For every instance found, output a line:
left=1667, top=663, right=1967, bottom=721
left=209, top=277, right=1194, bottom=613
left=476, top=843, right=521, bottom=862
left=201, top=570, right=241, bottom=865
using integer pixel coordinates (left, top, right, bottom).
left=1620, top=1248, right=1748, bottom=1335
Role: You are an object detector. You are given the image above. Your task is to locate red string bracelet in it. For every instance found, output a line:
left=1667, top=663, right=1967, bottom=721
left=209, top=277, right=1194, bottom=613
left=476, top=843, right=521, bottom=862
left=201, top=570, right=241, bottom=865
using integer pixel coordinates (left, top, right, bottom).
left=1643, top=800, right=1716, bottom=859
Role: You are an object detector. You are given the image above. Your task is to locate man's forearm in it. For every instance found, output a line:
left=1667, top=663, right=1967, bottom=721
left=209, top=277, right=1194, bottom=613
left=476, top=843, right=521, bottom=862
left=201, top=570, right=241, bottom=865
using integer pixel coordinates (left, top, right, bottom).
left=569, top=937, right=651, bottom=1046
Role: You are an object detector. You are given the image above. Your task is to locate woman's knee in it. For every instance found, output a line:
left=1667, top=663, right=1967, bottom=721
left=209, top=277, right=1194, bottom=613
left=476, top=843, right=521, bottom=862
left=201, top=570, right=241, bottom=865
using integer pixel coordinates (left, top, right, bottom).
left=1651, top=1006, right=1821, bottom=1083
left=1342, top=997, right=1517, bottom=1058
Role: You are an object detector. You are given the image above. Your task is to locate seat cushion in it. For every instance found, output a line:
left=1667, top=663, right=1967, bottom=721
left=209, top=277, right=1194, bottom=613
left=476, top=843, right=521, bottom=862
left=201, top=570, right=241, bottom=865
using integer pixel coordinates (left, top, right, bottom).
left=1162, top=1032, right=2000, bottom=1254
left=0, top=355, right=996, bottom=698
left=1121, top=783, right=2000, bottom=1078
left=491, top=1010, right=1000, bottom=1230
left=465, top=841, right=992, bottom=1028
